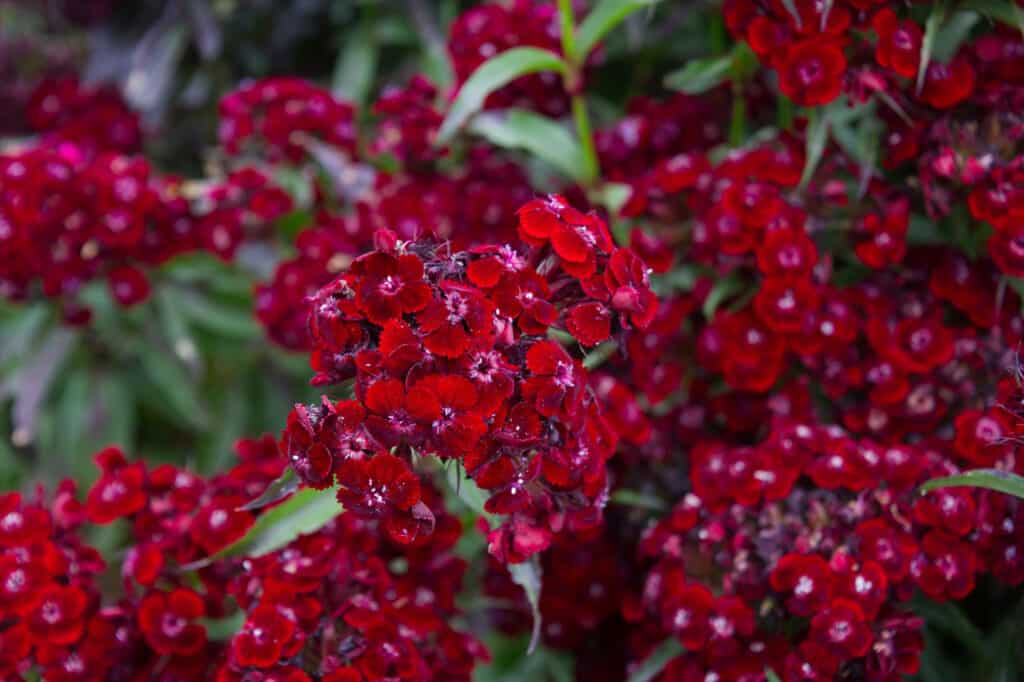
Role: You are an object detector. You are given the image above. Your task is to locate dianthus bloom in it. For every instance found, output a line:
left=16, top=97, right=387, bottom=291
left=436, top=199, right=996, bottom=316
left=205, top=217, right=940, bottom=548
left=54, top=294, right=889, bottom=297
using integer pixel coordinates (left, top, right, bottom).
left=283, top=195, right=657, bottom=559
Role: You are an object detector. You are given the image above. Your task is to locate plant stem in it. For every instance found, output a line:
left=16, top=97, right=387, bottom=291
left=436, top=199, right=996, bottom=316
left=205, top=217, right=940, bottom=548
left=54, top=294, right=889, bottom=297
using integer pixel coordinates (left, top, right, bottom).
left=557, top=0, right=578, bottom=63
left=572, top=95, right=599, bottom=184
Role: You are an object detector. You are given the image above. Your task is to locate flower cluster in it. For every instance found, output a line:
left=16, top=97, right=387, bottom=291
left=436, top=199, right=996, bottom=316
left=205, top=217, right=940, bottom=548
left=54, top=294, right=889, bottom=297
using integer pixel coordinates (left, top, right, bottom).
left=0, top=437, right=484, bottom=681
left=219, top=77, right=358, bottom=162
left=0, top=138, right=290, bottom=320
left=281, top=195, right=656, bottom=559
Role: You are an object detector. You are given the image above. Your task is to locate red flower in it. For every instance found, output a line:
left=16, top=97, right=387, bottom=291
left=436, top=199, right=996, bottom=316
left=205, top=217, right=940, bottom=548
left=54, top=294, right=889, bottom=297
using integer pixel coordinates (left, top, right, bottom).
left=353, top=252, right=432, bottom=325
left=873, top=9, right=922, bottom=79
left=335, top=453, right=432, bottom=544
left=416, top=281, right=494, bottom=358
left=26, top=584, right=88, bottom=645
left=86, top=447, right=147, bottom=523
left=778, top=40, right=847, bottom=106
left=232, top=604, right=298, bottom=668
left=0, top=555, right=48, bottom=614
left=953, top=408, right=1014, bottom=466
left=770, top=553, right=833, bottom=617
left=190, top=495, right=254, bottom=555
left=107, top=265, right=151, bottom=306
left=521, top=340, right=584, bottom=418
left=138, top=588, right=207, bottom=656
left=809, top=598, right=873, bottom=660
left=662, top=582, right=713, bottom=650
left=920, top=57, right=975, bottom=109
left=406, top=374, right=488, bottom=457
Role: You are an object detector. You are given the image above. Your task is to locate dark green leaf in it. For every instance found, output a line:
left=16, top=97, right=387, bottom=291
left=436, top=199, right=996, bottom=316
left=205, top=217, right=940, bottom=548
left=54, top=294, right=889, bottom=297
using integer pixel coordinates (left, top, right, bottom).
left=575, top=0, right=662, bottom=60
left=239, top=468, right=300, bottom=511
left=210, top=486, right=342, bottom=563
left=628, top=638, right=686, bottom=682
left=799, top=106, right=830, bottom=191
left=962, top=0, right=1024, bottom=38
left=917, top=1, right=948, bottom=93
left=138, top=350, right=208, bottom=431
left=470, top=108, right=591, bottom=182
left=509, top=557, right=544, bottom=655
left=201, top=611, right=245, bottom=641
left=177, top=292, right=260, bottom=340
left=332, top=23, right=378, bottom=106
left=437, top=47, right=567, bottom=144
left=664, top=54, right=732, bottom=94
left=920, top=468, right=1024, bottom=500
left=911, top=593, right=988, bottom=657
left=702, top=272, right=747, bottom=320
left=933, top=10, right=980, bottom=61
left=610, top=489, right=667, bottom=511
left=445, top=461, right=493, bottom=519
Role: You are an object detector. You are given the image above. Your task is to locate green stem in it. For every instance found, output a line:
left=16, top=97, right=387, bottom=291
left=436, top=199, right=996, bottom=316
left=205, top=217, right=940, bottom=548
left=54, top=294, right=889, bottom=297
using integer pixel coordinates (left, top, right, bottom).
left=557, top=0, right=578, bottom=63
left=777, top=94, right=794, bottom=131
left=572, top=95, right=600, bottom=184
left=729, top=87, right=746, bottom=147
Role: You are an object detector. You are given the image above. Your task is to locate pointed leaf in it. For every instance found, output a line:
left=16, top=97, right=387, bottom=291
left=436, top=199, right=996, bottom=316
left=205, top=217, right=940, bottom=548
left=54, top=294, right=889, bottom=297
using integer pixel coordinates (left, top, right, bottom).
left=628, top=638, right=686, bottom=682
left=917, top=1, right=948, bottom=93
left=575, top=0, right=663, bottom=60
left=239, top=468, right=300, bottom=511
left=509, top=557, right=544, bottom=655
left=470, top=108, right=591, bottom=182
left=664, top=54, right=733, bottom=94
left=437, top=47, right=567, bottom=144
left=920, top=468, right=1024, bottom=499
left=799, top=106, right=831, bottom=191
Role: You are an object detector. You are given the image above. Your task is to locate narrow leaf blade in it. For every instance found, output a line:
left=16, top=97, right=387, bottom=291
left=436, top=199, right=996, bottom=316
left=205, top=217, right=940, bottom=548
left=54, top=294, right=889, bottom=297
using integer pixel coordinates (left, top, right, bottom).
left=437, top=47, right=567, bottom=144
left=920, top=468, right=1024, bottom=499
left=575, top=0, right=662, bottom=60
left=509, top=557, right=544, bottom=655
left=470, top=108, right=590, bottom=182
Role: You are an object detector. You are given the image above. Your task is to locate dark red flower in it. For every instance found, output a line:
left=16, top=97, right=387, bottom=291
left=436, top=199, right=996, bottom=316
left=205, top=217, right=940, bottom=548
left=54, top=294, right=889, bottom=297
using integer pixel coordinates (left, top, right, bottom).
left=138, top=588, right=207, bottom=656
left=26, top=584, right=88, bottom=645
left=232, top=604, right=298, bottom=668
left=778, top=40, right=847, bottom=106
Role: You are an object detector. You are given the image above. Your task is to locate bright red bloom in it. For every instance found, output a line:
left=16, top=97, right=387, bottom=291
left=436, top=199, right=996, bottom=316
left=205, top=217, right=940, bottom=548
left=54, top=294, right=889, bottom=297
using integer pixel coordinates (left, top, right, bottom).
left=778, top=40, right=847, bottom=106
left=26, top=584, right=88, bottom=645
left=232, top=605, right=298, bottom=668
left=86, top=447, right=147, bottom=523
left=770, top=553, right=833, bottom=617
left=920, top=57, right=976, bottom=109
left=873, top=9, right=922, bottom=79
left=138, top=588, right=207, bottom=656
left=809, top=598, right=873, bottom=660
left=353, top=253, right=432, bottom=326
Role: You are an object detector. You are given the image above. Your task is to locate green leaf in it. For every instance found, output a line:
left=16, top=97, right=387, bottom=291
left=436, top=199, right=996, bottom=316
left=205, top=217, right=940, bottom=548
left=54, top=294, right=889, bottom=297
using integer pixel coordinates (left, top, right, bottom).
left=920, top=468, right=1024, bottom=500
left=917, top=1, right=949, bottom=93
left=177, top=292, right=261, bottom=340
left=908, top=214, right=946, bottom=245
left=509, top=557, right=544, bottom=655
left=962, top=0, right=1024, bottom=39
left=574, top=0, right=662, bottom=60
left=201, top=610, right=245, bottom=641
left=628, top=638, right=685, bottom=682
left=445, top=461, right=494, bottom=520
left=932, top=10, right=980, bottom=62
left=239, top=468, right=300, bottom=511
left=155, top=289, right=200, bottom=370
left=470, top=109, right=591, bottom=183
left=702, top=272, right=747, bottom=320
left=765, top=670, right=782, bottom=682
left=582, top=340, right=619, bottom=369
left=138, top=350, right=208, bottom=431
left=610, top=489, right=667, bottom=512
left=664, top=53, right=733, bottom=94
left=332, top=23, right=378, bottom=106
left=799, top=105, right=831, bottom=191
left=211, top=486, right=342, bottom=563
left=911, top=593, right=988, bottom=657
left=436, top=47, right=567, bottom=144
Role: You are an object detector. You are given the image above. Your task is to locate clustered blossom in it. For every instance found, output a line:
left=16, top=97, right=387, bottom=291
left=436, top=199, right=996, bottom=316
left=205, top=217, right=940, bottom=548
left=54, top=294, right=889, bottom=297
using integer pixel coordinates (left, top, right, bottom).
left=253, top=76, right=535, bottom=351
left=219, top=77, right=358, bottom=162
left=0, top=139, right=290, bottom=320
left=281, top=195, right=657, bottom=559
left=8, top=0, right=1024, bottom=679
left=0, top=438, right=484, bottom=680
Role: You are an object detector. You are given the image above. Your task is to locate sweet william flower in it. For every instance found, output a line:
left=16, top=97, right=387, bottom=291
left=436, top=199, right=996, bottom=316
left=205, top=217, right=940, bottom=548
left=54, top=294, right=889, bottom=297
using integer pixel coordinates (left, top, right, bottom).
left=778, top=39, right=847, bottom=106
left=138, top=588, right=207, bottom=656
